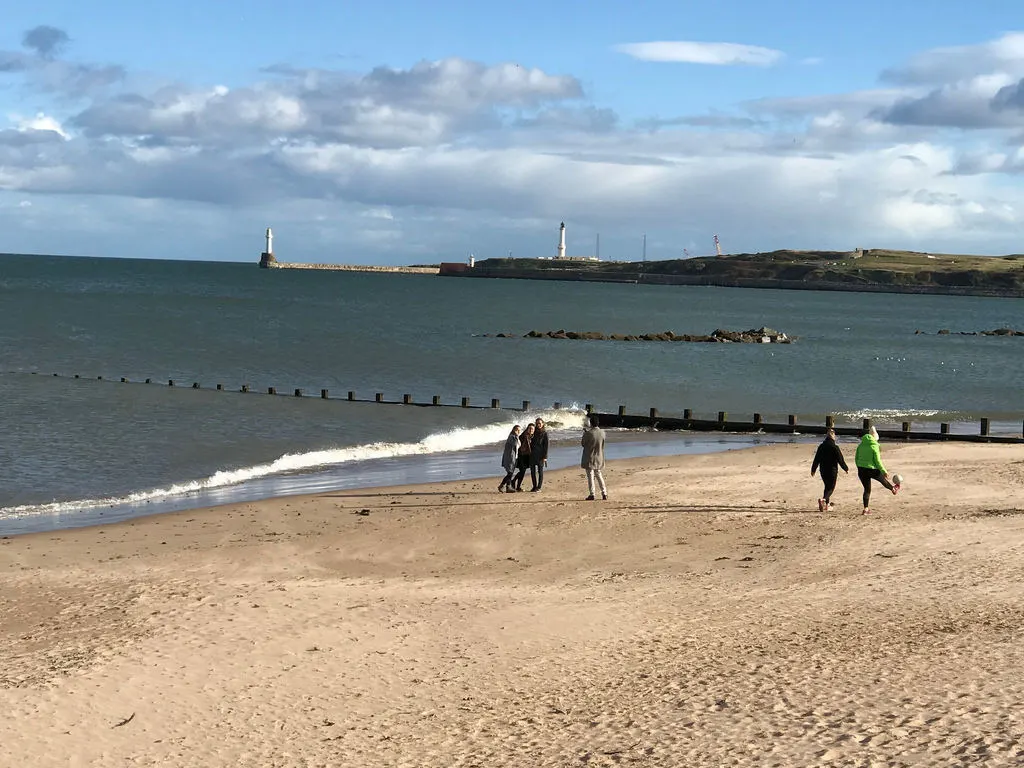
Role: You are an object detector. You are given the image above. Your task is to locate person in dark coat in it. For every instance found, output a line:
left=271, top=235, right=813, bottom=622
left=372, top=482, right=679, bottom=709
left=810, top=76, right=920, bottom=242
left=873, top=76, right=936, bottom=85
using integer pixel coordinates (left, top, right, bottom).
left=498, top=424, right=520, bottom=492
left=512, top=423, right=534, bottom=492
left=811, top=428, right=849, bottom=512
left=529, top=417, right=549, bottom=492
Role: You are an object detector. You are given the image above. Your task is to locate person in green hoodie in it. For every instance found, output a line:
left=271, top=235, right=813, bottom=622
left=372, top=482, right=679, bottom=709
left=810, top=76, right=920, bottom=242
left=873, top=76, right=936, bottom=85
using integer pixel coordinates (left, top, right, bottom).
left=854, top=426, right=900, bottom=514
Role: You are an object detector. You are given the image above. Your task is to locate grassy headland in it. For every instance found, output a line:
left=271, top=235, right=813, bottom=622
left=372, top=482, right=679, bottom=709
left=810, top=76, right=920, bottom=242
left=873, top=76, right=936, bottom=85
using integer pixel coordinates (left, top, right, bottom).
left=447, top=249, right=1024, bottom=297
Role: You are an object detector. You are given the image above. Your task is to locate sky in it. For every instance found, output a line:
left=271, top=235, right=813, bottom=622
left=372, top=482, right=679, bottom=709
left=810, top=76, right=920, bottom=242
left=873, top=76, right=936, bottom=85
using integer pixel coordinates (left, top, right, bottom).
left=3, top=0, right=1024, bottom=263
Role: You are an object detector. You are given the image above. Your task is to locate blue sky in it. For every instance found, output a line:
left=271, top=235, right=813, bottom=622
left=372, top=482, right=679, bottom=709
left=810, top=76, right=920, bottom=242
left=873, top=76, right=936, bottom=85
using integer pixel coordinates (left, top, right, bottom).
left=2, top=1, right=1024, bottom=262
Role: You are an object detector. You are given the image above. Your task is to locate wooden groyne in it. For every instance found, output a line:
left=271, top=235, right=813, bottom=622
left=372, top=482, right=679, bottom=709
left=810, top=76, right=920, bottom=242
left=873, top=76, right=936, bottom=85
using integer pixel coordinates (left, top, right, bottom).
left=31, top=371, right=1024, bottom=444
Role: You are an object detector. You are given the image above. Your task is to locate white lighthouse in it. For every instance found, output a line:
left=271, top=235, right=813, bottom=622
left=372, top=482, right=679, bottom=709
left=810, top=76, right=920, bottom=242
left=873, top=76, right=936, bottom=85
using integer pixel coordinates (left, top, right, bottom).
left=556, top=221, right=566, bottom=260
left=265, top=227, right=274, bottom=255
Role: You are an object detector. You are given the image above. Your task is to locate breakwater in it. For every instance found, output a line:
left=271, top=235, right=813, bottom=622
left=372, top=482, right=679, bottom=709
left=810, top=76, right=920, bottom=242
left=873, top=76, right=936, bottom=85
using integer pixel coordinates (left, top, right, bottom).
left=261, top=260, right=438, bottom=275
left=27, top=372, right=1024, bottom=443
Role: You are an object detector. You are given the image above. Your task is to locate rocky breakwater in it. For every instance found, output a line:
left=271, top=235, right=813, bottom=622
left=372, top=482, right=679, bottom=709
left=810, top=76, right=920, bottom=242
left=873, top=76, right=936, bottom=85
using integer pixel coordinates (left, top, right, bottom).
left=484, top=327, right=794, bottom=343
left=916, top=328, right=1024, bottom=336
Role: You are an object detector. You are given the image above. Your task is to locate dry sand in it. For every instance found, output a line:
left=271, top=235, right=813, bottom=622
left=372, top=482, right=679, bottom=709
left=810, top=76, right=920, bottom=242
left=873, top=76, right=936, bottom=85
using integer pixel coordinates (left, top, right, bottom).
left=1, top=441, right=1023, bottom=767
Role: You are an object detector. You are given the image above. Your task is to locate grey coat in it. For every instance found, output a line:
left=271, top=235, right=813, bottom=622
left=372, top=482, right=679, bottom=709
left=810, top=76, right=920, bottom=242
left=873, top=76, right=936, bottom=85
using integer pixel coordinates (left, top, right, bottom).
left=581, top=426, right=606, bottom=470
left=501, top=431, right=520, bottom=472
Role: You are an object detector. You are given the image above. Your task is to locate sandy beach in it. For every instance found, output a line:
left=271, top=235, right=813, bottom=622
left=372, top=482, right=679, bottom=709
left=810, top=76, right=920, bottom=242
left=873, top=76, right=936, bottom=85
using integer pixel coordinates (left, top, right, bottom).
left=2, top=441, right=1024, bottom=767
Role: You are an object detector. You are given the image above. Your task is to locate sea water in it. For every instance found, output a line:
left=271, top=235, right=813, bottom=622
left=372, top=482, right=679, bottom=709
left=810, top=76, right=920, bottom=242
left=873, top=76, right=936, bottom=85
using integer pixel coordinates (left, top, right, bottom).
left=1, top=253, right=1021, bottom=534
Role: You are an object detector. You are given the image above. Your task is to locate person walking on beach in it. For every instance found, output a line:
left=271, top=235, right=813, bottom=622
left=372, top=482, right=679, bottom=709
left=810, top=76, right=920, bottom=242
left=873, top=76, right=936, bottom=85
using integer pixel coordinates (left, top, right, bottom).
left=498, top=425, right=520, bottom=492
left=854, top=426, right=899, bottom=515
left=581, top=414, right=607, bottom=500
left=512, top=423, right=534, bottom=492
left=529, top=417, right=549, bottom=492
left=811, top=428, right=848, bottom=512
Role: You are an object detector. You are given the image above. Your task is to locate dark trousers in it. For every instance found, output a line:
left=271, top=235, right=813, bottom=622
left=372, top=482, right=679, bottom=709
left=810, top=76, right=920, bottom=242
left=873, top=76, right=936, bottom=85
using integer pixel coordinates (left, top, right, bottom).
left=512, top=462, right=529, bottom=490
left=857, top=466, right=892, bottom=507
left=820, top=469, right=838, bottom=502
left=499, top=469, right=515, bottom=489
left=530, top=461, right=544, bottom=490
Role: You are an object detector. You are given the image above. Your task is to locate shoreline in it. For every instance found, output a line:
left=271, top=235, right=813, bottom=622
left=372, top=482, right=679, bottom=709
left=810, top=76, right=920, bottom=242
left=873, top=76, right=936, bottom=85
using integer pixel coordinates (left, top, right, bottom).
left=2, top=441, right=1023, bottom=766
left=0, top=430, right=805, bottom=537
left=438, top=266, right=1024, bottom=298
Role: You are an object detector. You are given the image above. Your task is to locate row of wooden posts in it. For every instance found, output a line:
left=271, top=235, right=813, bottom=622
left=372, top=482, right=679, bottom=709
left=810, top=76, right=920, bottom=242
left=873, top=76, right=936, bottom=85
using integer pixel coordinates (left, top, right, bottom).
left=41, top=372, right=1024, bottom=443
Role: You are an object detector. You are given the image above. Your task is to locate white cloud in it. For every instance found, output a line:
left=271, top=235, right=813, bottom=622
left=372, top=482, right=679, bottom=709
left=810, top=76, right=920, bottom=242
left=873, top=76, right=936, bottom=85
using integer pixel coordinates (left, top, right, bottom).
left=5, top=26, right=1024, bottom=261
left=614, top=41, right=784, bottom=66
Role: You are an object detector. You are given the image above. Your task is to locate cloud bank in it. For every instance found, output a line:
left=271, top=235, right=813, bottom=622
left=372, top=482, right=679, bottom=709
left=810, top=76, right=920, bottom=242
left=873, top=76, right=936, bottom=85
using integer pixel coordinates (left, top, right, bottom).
left=2, top=26, right=1024, bottom=262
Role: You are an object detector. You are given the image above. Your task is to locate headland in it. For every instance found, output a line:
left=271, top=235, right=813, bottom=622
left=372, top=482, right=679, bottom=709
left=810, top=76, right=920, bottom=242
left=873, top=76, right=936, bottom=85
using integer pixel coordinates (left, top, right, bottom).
left=439, top=248, right=1024, bottom=298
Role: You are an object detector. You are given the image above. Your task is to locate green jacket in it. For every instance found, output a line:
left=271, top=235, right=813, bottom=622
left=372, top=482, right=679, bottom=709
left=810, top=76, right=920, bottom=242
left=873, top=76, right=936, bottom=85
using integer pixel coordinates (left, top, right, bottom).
left=854, top=434, right=886, bottom=473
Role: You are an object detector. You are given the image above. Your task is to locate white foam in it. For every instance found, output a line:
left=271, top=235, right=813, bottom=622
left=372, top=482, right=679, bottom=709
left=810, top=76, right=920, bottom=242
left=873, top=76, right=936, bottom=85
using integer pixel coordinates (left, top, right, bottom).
left=1, top=408, right=585, bottom=519
left=834, top=408, right=943, bottom=420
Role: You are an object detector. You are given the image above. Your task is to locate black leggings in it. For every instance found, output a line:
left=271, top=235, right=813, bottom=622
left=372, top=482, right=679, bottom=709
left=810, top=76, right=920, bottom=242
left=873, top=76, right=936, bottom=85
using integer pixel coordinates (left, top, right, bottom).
left=858, top=466, right=893, bottom=508
left=820, top=469, right=838, bottom=503
left=512, top=461, right=529, bottom=490
left=499, top=469, right=515, bottom=489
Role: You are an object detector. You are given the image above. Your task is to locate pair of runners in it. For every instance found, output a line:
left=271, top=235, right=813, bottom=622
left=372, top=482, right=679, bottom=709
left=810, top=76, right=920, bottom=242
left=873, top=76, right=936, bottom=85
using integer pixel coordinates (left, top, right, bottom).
left=811, top=426, right=900, bottom=515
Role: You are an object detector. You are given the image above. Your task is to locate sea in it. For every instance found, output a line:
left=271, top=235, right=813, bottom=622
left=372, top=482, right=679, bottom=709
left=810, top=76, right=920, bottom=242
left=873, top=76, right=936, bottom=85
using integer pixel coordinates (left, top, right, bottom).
left=1, top=253, right=1021, bottom=536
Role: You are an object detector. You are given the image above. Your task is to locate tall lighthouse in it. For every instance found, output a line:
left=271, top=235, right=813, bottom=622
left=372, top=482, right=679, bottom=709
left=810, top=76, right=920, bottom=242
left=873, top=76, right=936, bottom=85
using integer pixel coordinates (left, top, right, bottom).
left=266, top=227, right=274, bottom=255
left=556, top=221, right=566, bottom=260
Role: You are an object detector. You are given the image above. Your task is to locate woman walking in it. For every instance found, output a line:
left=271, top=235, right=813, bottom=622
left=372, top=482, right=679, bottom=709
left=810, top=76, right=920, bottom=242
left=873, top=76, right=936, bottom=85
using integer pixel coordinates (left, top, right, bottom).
left=854, top=426, right=899, bottom=515
left=811, top=428, right=848, bottom=512
left=512, top=423, right=534, bottom=492
left=497, top=425, right=520, bottom=492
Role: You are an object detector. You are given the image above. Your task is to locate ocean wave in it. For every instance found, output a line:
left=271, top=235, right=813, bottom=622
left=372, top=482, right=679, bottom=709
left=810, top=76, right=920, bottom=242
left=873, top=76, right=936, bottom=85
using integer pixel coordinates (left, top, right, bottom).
left=0, top=407, right=585, bottom=519
left=833, top=408, right=944, bottom=420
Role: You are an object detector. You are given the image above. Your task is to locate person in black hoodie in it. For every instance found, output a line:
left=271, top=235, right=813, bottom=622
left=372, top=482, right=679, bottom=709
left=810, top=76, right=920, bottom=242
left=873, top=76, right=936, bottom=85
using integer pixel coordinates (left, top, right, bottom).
left=529, top=417, right=549, bottom=492
left=811, top=428, right=849, bottom=512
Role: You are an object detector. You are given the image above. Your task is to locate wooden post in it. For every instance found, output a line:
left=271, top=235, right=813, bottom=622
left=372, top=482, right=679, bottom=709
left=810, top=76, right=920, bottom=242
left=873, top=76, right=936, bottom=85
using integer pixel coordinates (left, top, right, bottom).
left=217, top=384, right=223, bottom=391
left=940, top=423, right=950, bottom=435
left=403, top=394, right=412, bottom=404
left=718, top=411, right=727, bottom=424
left=268, top=387, right=276, bottom=395
left=753, top=413, right=762, bottom=426
left=241, top=384, right=249, bottom=393
left=585, top=403, right=593, bottom=414
left=788, top=414, right=797, bottom=427
left=618, top=405, right=626, bottom=417
left=192, top=382, right=200, bottom=389
left=375, top=393, right=383, bottom=402
left=97, top=376, right=103, bottom=380
left=168, top=379, right=174, bottom=386
left=348, top=391, right=355, bottom=401
left=120, top=377, right=127, bottom=383
left=683, top=408, right=692, bottom=420
left=522, top=400, right=530, bottom=411
left=145, top=378, right=151, bottom=384
left=554, top=402, right=561, bottom=409
left=826, top=414, right=835, bottom=428
left=980, top=418, right=990, bottom=436
left=433, top=395, right=441, bottom=405
left=462, top=397, right=470, bottom=408
left=491, top=398, right=500, bottom=409
left=902, top=421, right=911, bottom=434
left=74, top=374, right=80, bottom=378
left=294, top=388, right=302, bottom=397
left=862, top=418, right=872, bottom=432
left=321, top=389, right=328, bottom=399
left=650, top=407, right=658, bottom=419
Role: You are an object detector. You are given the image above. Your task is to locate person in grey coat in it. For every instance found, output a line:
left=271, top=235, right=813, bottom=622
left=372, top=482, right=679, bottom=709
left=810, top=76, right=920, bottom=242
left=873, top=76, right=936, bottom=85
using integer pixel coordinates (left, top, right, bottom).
left=581, top=414, right=607, bottom=500
left=497, top=425, right=520, bottom=492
